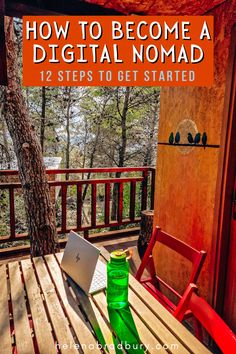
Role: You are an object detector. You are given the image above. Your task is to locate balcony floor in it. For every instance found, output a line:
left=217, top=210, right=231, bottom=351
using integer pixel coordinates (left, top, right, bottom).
left=0, top=235, right=141, bottom=275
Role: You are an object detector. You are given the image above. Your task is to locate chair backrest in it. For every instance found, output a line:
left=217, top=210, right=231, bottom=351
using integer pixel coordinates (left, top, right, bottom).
left=156, top=227, right=207, bottom=284
left=136, top=226, right=207, bottom=295
left=182, top=289, right=236, bottom=353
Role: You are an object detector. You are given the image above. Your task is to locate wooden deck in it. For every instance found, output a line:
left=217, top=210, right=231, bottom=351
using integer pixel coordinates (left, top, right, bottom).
left=0, top=235, right=142, bottom=275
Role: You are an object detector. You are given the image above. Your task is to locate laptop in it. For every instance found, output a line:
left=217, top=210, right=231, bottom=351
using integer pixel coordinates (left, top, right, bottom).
left=60, top=231, right=107, bottom=294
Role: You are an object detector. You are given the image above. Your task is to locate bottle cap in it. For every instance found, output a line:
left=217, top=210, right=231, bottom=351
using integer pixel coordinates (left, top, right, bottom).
left=110, top=249, right=127, bottom=263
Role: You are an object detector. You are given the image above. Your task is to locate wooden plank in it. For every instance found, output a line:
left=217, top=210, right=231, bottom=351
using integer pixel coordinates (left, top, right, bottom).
left=104, top=183, right=110, bottom=225
left=48, top=177, right=143, bottom=187
left=45, top=253, right=101, bottom=354
left=92, top=292, right=126, bottom=353
left=0, top=264, right=12, bottom=354
left=129, top=277, right=210, bottom=353
left=130, top=181, right=136, bottom=221
left=0, top=228, right=139, bottom=259
left=56, top=253, right=117, bottom=353
left=33, top=257, right=79, bottom=354
left=100, top=247, right=210, bottom=354
left=0, top=167, right=152, bottom=177
left=94, top=233, right=138, bottom=247
left=128, top=290, right=190, bottom=354
left=21, top=259, right=56, bottom=354
left=129, top=307, right=167, bottom=354
left=88, top=298, right=117, bottom=354
left=93, top=291, right=166, bottom=354
left=8, top=261, right=35, bottom=354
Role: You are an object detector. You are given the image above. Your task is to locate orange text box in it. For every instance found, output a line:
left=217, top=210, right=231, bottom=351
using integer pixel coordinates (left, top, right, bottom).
left=23, top=16, right=214, bottom=87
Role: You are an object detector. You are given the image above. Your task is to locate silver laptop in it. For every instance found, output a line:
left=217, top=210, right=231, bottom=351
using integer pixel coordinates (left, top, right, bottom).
left=60, top=231, right=107, bottom=294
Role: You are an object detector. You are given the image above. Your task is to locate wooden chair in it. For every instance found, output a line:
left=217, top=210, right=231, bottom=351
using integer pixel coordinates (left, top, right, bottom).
left=135, top=226, right=207, bottom=321
left=175, top=284, right=236, bottom=353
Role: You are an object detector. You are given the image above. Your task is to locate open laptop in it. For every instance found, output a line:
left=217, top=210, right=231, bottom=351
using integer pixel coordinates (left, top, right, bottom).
left=60, top=231, right=107, bottom=294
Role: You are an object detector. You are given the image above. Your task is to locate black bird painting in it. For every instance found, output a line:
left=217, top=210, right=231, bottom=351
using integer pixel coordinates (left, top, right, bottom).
left=175, top=132, right=180, bottom=144
left=187, top=133, right=194, bottom=144
left=202, top=132, right=207, bottom=148
left=169, top=132, right=174, bottom=144
left=194, top=133, right=201, bottom=144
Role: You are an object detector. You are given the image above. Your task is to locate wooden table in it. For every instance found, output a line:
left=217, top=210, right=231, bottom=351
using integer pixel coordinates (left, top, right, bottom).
left=0, top=247, right=210, bottom=354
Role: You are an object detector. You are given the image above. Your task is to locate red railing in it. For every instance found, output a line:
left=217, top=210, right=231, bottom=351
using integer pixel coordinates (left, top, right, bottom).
left=0, top=167, right=155, bottom=244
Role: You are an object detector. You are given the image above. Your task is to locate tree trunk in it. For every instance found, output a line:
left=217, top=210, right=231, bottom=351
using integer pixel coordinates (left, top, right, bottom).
left=3, top=17, right=58, bottom=256
left=137, top=210, right=154, bottom=259
left=111, top=87, right=130, bottom=221
left=0, top=101, right=11, bottom=168
left=40, top=86, right=46, bottom=153
left=82, top=99, right=106, bottom=201
left=65, top=87, right=71, bottom=179
left=143, top=90, right=159, bottom=166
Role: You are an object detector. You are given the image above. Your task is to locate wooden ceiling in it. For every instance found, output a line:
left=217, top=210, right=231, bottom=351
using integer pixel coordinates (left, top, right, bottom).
left=5, top=0, right=123, bottom=17
left=85, top=0, right=226, bottom=16
left=4, top=0, right=226, bottom=18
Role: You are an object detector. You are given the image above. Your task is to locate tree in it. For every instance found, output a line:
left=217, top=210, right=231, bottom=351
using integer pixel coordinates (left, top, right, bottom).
left=74, top=86, right=159, bottom=224
left=40, top=86, right=46, bottom=153
left=3, top=17, right=58, bottom=256
left=111, top=86, right=130, bottom=220
left=109, top=87, right=158, bottom=220
left=79, top=87, right=112, bottom=200
left=142, top=89, right=159, bottom=166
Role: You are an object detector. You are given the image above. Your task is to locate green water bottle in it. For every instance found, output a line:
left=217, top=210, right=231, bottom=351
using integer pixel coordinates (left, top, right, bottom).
left=107, top=249, right=129, bottom=309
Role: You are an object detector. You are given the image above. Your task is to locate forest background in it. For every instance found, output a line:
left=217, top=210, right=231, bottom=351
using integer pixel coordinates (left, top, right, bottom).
left=0, top=19, right=159, bottom=251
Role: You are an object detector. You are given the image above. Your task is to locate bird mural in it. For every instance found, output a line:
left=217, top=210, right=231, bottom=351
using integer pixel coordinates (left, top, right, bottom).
left=175, top=132, right=180, bottom=144
left=187, top=133, right=194, bottom=144
left=169, top=132, right=174, bottom=144
left=202, top=132, right=207, bottom=148
left=194, top=133, right=201, bottom=144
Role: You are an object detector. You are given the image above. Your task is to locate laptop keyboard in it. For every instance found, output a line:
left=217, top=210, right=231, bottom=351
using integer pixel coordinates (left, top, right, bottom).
left=90, top=268, right=107, bottom=293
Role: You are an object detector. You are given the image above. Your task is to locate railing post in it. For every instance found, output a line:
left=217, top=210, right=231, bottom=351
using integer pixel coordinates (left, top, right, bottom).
left=141, top=170, right=148, bottom=211
left=61, top=185, right=67, bottom=233
left=130, top=181, right=136, bottom=222
left=84, top=230, right=89, bottom=240
left=9, top=187, right=16, bottom=239
left=91, top=184, right=96, bottom=228
left=77, top=184, right=82, bottom=229
left=0, top=167, right=154, bottom=247
left=117, top=182, right=123, bottom=224
left=105, top=183, right=110, bottom=225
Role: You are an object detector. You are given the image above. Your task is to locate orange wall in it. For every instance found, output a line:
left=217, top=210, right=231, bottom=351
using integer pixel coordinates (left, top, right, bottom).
left=153, top=0, right=236, bottom=300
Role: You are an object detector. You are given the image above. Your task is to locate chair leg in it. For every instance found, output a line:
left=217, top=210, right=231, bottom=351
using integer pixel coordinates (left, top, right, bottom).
left=136, top=229, right=158, bottom=281
left=174, top=284, right=197, bottom=322
left=194, top=318, right=203, bottom=342
left=147, top=256, right=156, bottom=278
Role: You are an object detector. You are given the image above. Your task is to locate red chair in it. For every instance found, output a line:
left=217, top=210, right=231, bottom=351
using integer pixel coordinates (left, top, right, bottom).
left=175, top=284, right=236, bottom=353
left=135, top=226, right=207, bottom=321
